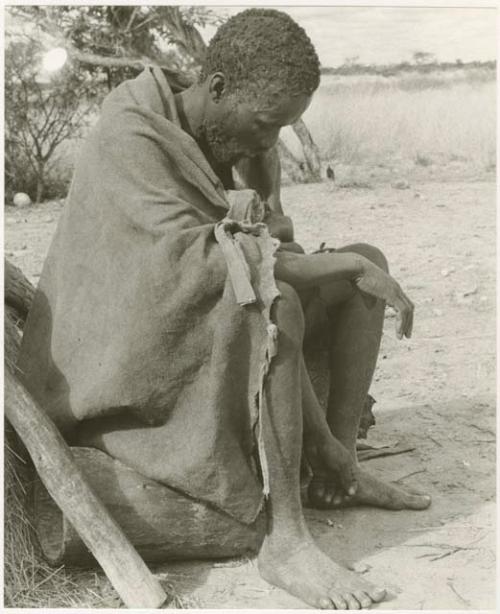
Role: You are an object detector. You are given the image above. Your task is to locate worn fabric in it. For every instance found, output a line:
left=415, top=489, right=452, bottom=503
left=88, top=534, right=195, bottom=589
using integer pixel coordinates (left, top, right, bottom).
left=17, top=67, right=282, bottom=524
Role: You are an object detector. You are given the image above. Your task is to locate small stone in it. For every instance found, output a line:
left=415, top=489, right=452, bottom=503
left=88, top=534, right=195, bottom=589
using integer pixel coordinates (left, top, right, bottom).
left=440, top=267, right=455, bottom=277
left=13, top=192, right=31, bottom=207
left=43, top=215, right=54, bottom=223
left=480, top=296, right=488, bottom=302
left=433, top=308, right=443, bottom=316
left=392, top=179, right=410, bottom=190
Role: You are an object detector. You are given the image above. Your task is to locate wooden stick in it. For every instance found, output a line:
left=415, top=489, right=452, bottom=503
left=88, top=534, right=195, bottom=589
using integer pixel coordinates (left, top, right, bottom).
left=4, top=259, right=35, bottom=319
left=4, top=366, right=167, bottom=609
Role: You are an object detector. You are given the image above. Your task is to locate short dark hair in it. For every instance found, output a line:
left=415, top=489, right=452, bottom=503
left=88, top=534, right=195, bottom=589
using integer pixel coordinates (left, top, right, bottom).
left=199, top=9, right=321, bottom=100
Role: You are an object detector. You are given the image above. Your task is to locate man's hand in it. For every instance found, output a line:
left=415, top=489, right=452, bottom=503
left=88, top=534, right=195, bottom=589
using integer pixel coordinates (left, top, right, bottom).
left=263, top=209, right=294, bottom=243
left=354, top=257, right=414, bottom=339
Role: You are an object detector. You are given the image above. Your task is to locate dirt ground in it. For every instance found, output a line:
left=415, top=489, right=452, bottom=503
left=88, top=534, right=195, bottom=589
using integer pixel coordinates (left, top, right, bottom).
left=4, top=166, right=496, bottom=609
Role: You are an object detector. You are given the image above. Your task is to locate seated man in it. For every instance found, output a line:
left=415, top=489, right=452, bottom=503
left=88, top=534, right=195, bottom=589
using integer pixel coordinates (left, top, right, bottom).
left=18, top=8, right=430, bottom=610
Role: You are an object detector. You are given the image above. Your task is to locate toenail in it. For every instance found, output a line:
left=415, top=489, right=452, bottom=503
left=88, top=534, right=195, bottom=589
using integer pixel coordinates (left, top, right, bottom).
left=318, top=596, right=333, bottom=609
left=358, top=593, right=372, bottom=608
left=347, top=598, right=361, bottom=609
left=371, top=588, right=386, bottom=601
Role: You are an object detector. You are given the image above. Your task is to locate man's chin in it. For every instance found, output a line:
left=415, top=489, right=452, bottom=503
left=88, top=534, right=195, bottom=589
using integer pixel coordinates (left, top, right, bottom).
left=213, top=151, right=247, bottom=166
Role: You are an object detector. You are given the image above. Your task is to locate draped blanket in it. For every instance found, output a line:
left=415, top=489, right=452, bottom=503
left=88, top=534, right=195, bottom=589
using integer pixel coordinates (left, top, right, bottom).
left=17, top=67, right=282, bottom=524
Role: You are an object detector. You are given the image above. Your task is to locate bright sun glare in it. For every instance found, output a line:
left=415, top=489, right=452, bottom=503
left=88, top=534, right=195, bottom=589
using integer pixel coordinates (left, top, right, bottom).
left=42, top=47, right=68, bottom=72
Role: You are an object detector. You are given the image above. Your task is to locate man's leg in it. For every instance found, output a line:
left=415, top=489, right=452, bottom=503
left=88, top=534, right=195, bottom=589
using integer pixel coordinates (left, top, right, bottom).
left=258, top=281, right=387, bottom=609
left=308, top=243, right=431, bottom=510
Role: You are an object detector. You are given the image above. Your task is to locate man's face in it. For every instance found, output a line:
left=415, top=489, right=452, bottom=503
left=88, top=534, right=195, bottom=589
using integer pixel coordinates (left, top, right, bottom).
left=201, top=86, right=312, bottom=166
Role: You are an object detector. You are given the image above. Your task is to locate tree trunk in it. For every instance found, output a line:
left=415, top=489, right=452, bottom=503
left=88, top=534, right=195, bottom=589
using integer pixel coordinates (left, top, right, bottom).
left=291, top=118, right=322, bottom=182
left=277, top=140, right=309, bottom=184
left=35, top=164, right=45, bottom=204
left=34, top=447, right=265, bottom=567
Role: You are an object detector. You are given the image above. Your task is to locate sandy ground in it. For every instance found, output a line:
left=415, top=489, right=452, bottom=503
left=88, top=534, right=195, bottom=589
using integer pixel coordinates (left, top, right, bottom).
left=4, top=169, right=496, bottom=609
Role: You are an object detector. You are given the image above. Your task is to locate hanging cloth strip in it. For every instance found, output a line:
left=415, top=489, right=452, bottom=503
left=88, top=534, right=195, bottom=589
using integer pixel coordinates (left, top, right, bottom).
left=215, top=189, right=281, bottom=496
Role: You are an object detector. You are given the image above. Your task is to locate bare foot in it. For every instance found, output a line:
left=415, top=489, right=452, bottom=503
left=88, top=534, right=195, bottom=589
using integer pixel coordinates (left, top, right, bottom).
left=304, top=436, right=358, bottom=498
left=308, top=467, right=431, bottom=510
left=258, top=534, right=387, bottom=609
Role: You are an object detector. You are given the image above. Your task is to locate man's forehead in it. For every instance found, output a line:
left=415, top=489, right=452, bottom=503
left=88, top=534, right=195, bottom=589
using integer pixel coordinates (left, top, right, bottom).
left=247, top=93, right=312, bottom=125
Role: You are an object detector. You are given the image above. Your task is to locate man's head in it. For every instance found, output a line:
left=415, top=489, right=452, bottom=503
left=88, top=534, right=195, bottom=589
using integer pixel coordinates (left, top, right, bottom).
left=196, top=9, right=321, bottom=165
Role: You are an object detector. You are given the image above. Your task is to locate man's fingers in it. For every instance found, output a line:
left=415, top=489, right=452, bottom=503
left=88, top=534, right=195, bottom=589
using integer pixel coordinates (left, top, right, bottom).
left=395, top=311, right=404, bottom=339
left=392, top=289, right=414, bottom=339
left=406, top=300, right=414, bottom=338
left=402, top=293, right=414, bottom=338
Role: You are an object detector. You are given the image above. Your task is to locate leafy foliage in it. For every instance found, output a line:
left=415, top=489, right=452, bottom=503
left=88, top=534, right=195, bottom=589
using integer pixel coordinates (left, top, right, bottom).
left=5, top=34, right=98, bottom=203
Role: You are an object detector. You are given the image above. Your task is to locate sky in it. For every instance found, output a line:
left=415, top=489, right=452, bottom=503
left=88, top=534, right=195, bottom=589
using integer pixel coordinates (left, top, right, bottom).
left=200, top=6, right=497, bottom=67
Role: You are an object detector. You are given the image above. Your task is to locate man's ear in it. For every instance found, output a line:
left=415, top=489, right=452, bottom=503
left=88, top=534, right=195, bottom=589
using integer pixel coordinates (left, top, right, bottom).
left=208, top=73, right=226, bottom=102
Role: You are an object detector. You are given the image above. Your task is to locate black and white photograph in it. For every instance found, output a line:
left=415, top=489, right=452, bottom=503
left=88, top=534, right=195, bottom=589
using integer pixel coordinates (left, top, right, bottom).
left=3, top=2, right=497, bottom=610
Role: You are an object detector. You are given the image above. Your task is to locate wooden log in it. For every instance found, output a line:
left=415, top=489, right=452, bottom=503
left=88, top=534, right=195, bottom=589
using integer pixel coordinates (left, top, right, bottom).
left=34, top=447, right=266, bottom=566
left=277, top=140, right=309, bottom=184
left=4, top=259, right=35, bottom=322
left=4, top=367, right=167, bottom=608
left=291, top=119, right=322, bottom=182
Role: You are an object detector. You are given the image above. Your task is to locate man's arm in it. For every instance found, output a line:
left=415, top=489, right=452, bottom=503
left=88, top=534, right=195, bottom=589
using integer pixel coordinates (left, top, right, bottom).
left=234, top=147, right=296, bottom=242
left=234, top=146, right=283, bottom=212
left=275, top=250, right=414, bottom=340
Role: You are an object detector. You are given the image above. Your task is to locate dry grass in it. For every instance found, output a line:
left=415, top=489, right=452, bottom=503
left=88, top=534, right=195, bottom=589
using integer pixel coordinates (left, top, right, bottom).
left=297, top=69, right=496, bottom=169
left=3, top=427, right=121, bottom=608
left=4, top=430, right=189, bottom=608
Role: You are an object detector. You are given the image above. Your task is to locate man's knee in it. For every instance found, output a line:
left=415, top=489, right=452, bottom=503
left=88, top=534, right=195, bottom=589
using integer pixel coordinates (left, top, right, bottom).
left=347, top=243, right=389, bottom=273
left=273, top=281, right=305, bottom=351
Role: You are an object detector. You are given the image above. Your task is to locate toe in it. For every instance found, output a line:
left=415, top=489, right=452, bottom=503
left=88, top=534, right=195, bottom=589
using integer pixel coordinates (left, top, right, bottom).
left=344, top=593, right=361, bottom=609
left=317, top=596, right=334, bottom=609
left=308, top=480, right=327, bottom=508
left=368, top=587, right=387, bottom=602
left=355, top=591, right=372, bottom=608
left=329, top=592, right=347, bottom=610
left=407, top=493, right=432, bottom=510
left=316, top=484, right=326, bottom=500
